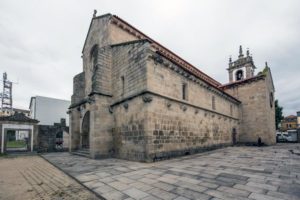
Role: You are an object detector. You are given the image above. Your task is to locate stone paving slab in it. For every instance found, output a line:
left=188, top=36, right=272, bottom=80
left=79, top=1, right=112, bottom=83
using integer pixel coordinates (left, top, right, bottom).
left=42, top=144, right=300, bottom=200
left=0, top=156, right=100, bottom=200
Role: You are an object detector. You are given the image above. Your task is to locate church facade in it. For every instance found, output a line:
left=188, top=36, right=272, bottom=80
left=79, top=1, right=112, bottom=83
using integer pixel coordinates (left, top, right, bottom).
left=68, top=13, right=275, bottom=161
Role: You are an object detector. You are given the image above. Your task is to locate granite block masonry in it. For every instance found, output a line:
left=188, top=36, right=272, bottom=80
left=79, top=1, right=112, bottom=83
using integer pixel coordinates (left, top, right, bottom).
left=68, top=12, right=275, bottom=161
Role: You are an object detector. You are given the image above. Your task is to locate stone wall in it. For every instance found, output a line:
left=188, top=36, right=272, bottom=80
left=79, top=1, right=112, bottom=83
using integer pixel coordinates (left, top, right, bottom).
left=71, top=72, right=85, bottom=105
left=0, top=124, right=2, bottom=152
left=37, top=125, right=58, bottom=152
left=89, top=95, right=114, bottom=159
left=92, top=46, right=112, bottom=95
left=111, top=40, right=149, bottom=102
left=69, top=109, right=80, bottom=151
left=109, top=91, right=239, bottom=162
left=82, top=15, right=111, bottom=96
left=33, top=125, right=39, bottom=150
left=147, top=52, right=240, bottom=118
left=37, top=120, right=68, bottom=152
left=145, top=94, right=239, bottom=161
left=223, top=73, right=275, bottom=145
left=112, top=96, right=148, bottom=161
left=107, top=43, right=240, bottom=162
left=108, top=40, right=150, bottom=160
left=82, top=15, right=138, bottom=97
left=264, top=69, right=276, bottom=144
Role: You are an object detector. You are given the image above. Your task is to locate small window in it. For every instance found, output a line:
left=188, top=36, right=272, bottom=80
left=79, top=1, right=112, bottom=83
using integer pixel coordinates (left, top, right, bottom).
left=182, top=83, right=187, bottom=100
left=212, top=96, right=216, bottom=110
left=121, top=76, right=125, bottom=94
left=269, top=92, right=274, bottom=108
left=230, top=104, right=233, bottom=116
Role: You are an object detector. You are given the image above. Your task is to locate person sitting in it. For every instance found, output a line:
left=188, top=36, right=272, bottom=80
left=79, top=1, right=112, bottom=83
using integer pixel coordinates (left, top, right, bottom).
left=258, top=137, right=262, bottom=147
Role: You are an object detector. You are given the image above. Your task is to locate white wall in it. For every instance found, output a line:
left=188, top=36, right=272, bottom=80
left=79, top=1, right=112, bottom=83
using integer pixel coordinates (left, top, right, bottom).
left=29, top=97, right=36, bottom=119
left=16, top=130, right=29, bottom=140
left=31, top=96, right=70, bottom=126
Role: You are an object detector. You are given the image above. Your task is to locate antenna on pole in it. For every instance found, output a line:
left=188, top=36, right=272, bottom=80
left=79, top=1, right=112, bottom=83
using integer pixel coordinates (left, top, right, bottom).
left=0, top=72, right=15, bottom=113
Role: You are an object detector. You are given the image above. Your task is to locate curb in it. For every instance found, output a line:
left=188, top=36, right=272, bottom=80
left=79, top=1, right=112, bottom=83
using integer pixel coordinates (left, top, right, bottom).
left=39, top=154, right=106, bottom=200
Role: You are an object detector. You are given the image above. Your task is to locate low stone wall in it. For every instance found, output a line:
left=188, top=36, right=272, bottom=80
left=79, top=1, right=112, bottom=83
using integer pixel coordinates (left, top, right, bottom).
left=37, top=120, right=68, bottom=152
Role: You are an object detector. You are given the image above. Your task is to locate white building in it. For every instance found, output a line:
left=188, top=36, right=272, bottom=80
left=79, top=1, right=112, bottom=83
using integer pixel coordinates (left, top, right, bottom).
left=29, top=96, right=70, bottom=126
left=297, top=111, right=300, bottom=128
left=15, top=130, right=28, bottom=140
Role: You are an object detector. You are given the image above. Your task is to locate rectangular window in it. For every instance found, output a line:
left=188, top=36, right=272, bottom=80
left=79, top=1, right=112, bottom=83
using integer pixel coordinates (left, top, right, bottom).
left=230, top=104, right=233, bottom=116
left=182, top=83, right=187, bottom=100
left=212, top=96, right=216, bottom=110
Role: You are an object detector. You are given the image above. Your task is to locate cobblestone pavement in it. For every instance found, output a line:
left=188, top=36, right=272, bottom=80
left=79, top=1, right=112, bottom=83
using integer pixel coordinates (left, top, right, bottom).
left=43, top=144, right=300, bottom=200
left=0, top=156, right=99, bottom=200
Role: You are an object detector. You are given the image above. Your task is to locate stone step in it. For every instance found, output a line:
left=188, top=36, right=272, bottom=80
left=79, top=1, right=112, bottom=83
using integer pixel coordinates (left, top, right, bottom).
left=72, top=149, right=90, bottom=158
left=78, top=149, right=89, bottom=153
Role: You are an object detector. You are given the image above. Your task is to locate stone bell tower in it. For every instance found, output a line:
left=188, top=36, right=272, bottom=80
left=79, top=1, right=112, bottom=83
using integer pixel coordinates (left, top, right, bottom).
left=227, top=46, right=256, bottom=83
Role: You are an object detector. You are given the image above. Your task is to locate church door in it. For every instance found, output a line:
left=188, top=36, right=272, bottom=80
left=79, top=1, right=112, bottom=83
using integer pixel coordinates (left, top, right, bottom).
left=232, top=128, right=237, bottom=145
left=81, top=111, right=90, bottom=149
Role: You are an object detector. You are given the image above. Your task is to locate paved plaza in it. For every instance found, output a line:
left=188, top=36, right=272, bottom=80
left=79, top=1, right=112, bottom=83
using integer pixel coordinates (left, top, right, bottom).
left=43, top=144, right=300, bottom=200
left=0, top=156, right=99, bottom=200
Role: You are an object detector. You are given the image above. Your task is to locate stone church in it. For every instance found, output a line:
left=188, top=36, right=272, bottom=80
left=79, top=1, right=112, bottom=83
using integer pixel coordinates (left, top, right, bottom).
left=68, top=12, right=275, bottom=161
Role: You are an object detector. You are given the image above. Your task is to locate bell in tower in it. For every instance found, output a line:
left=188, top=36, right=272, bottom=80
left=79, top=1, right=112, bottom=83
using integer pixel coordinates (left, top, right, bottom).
left=227, top=45, right=256, bottom=83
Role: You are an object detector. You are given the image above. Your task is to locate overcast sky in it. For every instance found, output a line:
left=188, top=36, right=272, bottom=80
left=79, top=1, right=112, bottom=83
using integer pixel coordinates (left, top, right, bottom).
left=0, top=0, right=299, bottom=116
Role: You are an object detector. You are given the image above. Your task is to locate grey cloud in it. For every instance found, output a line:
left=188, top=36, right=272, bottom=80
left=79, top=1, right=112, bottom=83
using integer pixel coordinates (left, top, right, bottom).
left=0, top=0, right=299, bottom=116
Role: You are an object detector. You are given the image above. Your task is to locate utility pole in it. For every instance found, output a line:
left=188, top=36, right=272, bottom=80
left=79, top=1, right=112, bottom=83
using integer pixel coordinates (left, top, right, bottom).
left=0, top=72, right=13, bottom=112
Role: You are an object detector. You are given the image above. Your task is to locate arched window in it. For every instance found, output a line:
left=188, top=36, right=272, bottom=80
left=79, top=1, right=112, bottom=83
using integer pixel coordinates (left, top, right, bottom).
left=236, top=70, right=244, bottom=81
left=90, top=45, right=98, bottom=68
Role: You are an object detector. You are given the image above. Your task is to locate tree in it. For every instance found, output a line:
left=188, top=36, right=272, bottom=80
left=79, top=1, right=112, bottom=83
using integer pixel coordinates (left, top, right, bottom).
left=275, top=100, right=284, bottom=130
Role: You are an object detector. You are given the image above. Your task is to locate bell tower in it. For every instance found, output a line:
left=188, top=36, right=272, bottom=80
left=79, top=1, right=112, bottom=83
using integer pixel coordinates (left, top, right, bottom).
left=227, top=45, right=256, bottom=83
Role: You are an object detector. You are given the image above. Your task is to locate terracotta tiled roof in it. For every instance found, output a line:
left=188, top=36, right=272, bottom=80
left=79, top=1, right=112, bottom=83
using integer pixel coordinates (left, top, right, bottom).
left=111, top=15, right=222, bottom=88
left=220, top=74, right=266, bottom=89
left=285, top=115, right=297, bottom=119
